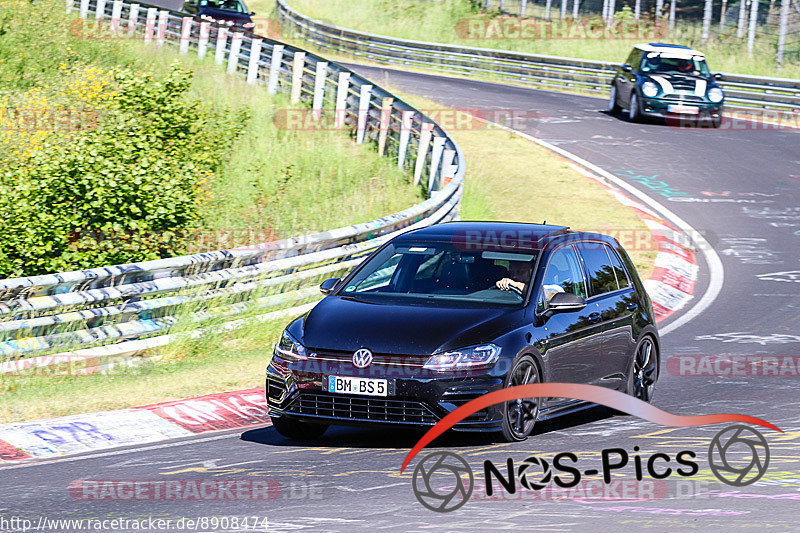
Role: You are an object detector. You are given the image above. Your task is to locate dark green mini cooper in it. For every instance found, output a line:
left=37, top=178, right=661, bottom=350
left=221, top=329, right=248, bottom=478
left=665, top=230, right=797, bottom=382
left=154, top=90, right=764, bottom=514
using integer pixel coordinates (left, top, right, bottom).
left=609, top=43, right=725, bottom=127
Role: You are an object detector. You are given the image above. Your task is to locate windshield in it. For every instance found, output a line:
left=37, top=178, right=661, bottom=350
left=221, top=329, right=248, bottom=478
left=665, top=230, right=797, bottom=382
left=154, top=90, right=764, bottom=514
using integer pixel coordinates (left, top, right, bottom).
left=198, top=0, right=248, bottom=13
left=339, top=242, right=538, bottom=306
left=641, top=53, right=711, bottom=77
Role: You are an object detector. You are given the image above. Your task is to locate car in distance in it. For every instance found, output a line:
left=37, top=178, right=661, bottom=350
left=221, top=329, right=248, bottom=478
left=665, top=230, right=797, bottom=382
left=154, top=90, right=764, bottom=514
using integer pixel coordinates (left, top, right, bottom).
left=609, top=43, right=725, bottom=127
left=182, top=0, right=255, bottom=30
left=266, top=222, right=660, bottom=442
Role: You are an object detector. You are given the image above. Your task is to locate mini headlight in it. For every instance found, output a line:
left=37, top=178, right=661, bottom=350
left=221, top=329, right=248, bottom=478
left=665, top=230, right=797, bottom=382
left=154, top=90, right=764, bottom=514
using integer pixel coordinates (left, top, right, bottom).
left=423, top=343, right=501, bottom=371
left=274, top=330, right=307, bottom=361
left=708, top=87, right=724, bottom=103
left=642, top=81, right=659, bottom=98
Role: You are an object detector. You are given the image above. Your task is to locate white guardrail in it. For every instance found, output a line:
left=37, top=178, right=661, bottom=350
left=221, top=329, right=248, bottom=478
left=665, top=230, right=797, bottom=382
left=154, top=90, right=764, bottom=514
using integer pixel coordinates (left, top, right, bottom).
left=0, top=0, right=465, bottom=374
left=277, top=0, right=800, bottom=113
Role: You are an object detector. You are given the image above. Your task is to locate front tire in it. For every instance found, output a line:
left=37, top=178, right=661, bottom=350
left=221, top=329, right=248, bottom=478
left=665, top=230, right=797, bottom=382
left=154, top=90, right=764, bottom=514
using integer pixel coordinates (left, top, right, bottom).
left=711, top=114, right=722, bottom=128
left=628, top=93, right=641, bottom=122
left=609, top=85, right=621, bottom=114
left=499, top=355, right=541, bottom=442
left=270, top=416, right=329, bottom=440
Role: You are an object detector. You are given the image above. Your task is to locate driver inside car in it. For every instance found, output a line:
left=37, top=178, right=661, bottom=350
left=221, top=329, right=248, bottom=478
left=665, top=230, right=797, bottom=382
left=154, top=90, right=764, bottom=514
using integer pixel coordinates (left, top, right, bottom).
left=496, top=260, right=533, bottom=293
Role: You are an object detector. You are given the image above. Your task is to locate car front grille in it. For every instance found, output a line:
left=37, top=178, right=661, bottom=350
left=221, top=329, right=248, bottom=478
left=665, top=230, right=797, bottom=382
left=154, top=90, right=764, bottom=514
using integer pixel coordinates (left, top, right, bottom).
left=286, top=391, right=439, bottom=425
left=669, top=79, right=697, bottom=91
left=662, top=94, right=705, bottom=102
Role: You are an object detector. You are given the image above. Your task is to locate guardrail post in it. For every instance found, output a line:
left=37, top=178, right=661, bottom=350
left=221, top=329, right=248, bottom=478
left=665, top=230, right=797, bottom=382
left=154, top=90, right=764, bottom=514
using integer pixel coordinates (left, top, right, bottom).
left=397, top=110, right=414, bottom=169
left=227, top=32, right=243, bottom=74
left=312, top=62, right=328, bottom=119
left=144, top=7, right=156, bottom=44
left=334, top=72, right=350, bottom=129
left=79, top=0, right=89, bottom=18
left=441, top=149, right=456, bottom=188
left=198, top=22, right=210, bottom=59
left=428, top=136, right=446, bottom=196
left=247, top=38, right=263, bottom=84
left=413, top=122, right=434, bottom=185
left=267, top=44, right=285, bottom=95
left=128, top=3, right=139, bottom=36
left=95, top=0, right=106, bottom=22
left=215, top=26, right=228, bottom=65
left=356, top=84, right=372, bottom=144
left=179, top=17, right=193, bottom=54
left=291, top=51, right=306, bottom=103
left=156, top=10, right=167, bottom=47
left=378, top=97, right=393, bottom=156
left=111, top=0, right=122, bottom=34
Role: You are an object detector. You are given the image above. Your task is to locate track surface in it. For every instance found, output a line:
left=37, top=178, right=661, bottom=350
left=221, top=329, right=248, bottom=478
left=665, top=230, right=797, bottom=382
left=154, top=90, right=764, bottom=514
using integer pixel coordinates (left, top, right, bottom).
left=2, top=67, right=800, bottom=532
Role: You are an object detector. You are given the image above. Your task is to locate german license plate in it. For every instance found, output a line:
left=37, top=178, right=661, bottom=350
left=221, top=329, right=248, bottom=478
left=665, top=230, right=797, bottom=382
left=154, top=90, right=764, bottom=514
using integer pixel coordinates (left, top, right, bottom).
left=327, top=375, right=388, bottom=397
left=668, top=104, right=699, bottom=114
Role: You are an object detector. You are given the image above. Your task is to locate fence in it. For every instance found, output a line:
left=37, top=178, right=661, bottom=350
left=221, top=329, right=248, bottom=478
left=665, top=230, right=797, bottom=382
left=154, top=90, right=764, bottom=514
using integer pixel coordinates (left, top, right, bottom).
left=277, top=0, right=800, bottom=111
left=0, top=0, right=465, bottom=373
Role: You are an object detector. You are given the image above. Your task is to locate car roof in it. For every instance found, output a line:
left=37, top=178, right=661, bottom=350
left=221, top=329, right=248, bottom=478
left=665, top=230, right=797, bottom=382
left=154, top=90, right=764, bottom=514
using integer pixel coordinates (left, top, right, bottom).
left=634, top=43, right=705, bottom=59
left=396, top=221, right=572, bottom=251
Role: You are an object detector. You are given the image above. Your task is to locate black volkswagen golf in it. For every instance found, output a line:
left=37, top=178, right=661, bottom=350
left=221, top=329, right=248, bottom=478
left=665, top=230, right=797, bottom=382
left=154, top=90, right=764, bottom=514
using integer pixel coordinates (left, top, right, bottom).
left=266, top=222, right=659, bottom=442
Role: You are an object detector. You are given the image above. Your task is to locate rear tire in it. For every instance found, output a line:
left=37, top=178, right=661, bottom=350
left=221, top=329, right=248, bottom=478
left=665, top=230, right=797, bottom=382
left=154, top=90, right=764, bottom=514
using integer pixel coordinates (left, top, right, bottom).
left=270, top=416, right=329, bottom=440
left=609, top=85, right=621, bottom=114
left=628, top=93, right=641, bottom=122
left=499, top=355, right=541, bottom=442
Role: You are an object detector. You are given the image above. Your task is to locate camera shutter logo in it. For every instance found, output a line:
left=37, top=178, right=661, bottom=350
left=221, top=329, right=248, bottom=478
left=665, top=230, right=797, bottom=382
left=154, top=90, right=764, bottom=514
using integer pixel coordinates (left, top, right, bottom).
left=708, top=425, right=770, bottom=486
left=517, top=455, right=552, bottom=491
left=412, top=451, right=474, bottom=513
left=352, top=348, right=373, bottom=368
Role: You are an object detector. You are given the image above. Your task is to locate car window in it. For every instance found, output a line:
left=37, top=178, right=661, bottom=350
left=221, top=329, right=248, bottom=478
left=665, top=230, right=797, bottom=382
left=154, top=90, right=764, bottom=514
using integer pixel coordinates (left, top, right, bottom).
left=606, top=246, right=630, bottom=289
left=578, top=243, right=621, bottom=297
left=537, top=245, right=586, bottom=311
left=641, top=53, right=711, bottom=77
left=198, top=0, right=247, bottom=13
left=625, top=48, right=642, bottom=69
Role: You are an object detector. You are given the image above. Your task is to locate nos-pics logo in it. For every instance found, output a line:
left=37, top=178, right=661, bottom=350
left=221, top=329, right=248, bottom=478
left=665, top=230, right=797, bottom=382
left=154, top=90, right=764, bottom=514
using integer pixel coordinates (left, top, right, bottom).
left=411, top=425, right=770, bottom=513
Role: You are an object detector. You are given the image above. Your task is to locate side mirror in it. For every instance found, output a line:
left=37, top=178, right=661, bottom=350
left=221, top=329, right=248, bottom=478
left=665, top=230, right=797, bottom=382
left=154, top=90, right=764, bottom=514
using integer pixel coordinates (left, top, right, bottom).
left=713, top=73, right=723, bottom=81
left=545, top=292, right=587, bottom=316
left=320, top=277, right=340, bottom=295
left=249, top=10, right=255, bottom=15
left=621, top=64, right=633, bottom=73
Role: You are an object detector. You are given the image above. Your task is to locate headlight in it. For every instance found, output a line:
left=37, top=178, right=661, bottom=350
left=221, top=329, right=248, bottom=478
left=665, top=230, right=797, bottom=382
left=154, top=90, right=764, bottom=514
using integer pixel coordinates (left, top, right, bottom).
left=641, top=81, right=659, bottom=98
left=274, top=330, right=307, bottom=361
left=423, top=343, right=501, bottom=371
left=708, top=87, right=724, bottom=103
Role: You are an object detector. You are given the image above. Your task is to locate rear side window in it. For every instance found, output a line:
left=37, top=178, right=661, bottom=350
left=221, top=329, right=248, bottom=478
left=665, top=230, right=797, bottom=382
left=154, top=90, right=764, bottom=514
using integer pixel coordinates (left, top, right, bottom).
left=578, top=242, right=621, bottom=297
left=606, top=246, right=630, bottom=289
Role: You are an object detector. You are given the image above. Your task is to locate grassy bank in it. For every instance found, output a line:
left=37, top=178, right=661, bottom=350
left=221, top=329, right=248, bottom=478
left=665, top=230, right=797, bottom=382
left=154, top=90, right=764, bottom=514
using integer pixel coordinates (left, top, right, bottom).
left=280, top=0, right=800, bottom=79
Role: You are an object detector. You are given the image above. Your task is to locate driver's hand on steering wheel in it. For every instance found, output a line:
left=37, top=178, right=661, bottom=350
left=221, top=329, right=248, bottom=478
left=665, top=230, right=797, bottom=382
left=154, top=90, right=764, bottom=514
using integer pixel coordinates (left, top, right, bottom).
left=496, top=278, right=525, bottom=292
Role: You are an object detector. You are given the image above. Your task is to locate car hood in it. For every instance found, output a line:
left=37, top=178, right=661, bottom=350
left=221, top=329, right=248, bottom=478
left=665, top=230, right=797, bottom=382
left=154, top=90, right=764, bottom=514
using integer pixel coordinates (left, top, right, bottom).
left=300, top=296, right=523, bottom=355
left=644, top=73, right=714, bottom=97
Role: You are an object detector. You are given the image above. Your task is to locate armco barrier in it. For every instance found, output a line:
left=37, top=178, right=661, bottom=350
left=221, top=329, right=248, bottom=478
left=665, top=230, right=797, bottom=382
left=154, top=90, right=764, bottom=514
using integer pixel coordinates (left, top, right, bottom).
left=276, top=0, right=800, bottom=113
left=0, top=0, right=465, bottom=372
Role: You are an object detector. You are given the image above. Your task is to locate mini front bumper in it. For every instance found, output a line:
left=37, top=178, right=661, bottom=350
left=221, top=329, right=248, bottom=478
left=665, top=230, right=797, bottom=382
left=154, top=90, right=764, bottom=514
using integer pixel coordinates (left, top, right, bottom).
left=266, top=354, right=506, bottom=431
left=639, top=97, right=723, bottom=119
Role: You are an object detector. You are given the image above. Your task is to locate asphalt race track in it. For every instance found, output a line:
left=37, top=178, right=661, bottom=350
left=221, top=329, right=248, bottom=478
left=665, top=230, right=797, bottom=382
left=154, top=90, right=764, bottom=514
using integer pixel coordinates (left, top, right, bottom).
left=2, top=66, right=800, bottom=532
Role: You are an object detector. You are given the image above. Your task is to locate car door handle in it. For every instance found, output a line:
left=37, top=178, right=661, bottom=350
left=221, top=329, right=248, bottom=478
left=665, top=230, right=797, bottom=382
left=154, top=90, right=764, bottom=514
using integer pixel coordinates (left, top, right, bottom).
left=626, top=302, right=638, bottom=311
left=588, top=312, right=601, bottom=323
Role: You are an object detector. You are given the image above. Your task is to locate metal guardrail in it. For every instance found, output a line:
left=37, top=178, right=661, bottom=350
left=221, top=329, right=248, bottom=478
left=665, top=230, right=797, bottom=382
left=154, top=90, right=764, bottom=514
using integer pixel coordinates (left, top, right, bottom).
left=0, top=0, right=466, bottom=371
left=276, top=0, right=800, bottom=112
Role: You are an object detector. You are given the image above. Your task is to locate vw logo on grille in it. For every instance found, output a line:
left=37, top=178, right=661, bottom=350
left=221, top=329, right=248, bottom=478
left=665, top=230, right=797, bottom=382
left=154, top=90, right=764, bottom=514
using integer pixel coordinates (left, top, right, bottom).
left=352, top=348, right=373, bottom=368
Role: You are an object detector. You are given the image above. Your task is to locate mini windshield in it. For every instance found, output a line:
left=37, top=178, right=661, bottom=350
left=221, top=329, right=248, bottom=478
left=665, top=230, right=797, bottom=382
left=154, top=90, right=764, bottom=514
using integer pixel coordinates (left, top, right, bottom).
left=199, top=0, right=248, bottom=13
left=641, top=53, right=711, bottom=77
left=339, top=242, right=538, bottom=306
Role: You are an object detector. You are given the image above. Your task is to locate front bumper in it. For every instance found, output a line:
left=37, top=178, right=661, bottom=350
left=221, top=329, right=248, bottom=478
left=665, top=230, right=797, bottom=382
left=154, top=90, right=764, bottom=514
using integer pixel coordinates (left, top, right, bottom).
left=266, top=353, right=505, bottom=431
left=639, top=97, right=722, bottom=120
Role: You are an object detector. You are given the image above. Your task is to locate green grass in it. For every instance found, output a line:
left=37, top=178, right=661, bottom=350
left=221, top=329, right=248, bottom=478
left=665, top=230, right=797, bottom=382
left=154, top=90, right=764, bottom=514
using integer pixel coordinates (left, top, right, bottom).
left=280, top=0, right=800, bottom=79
